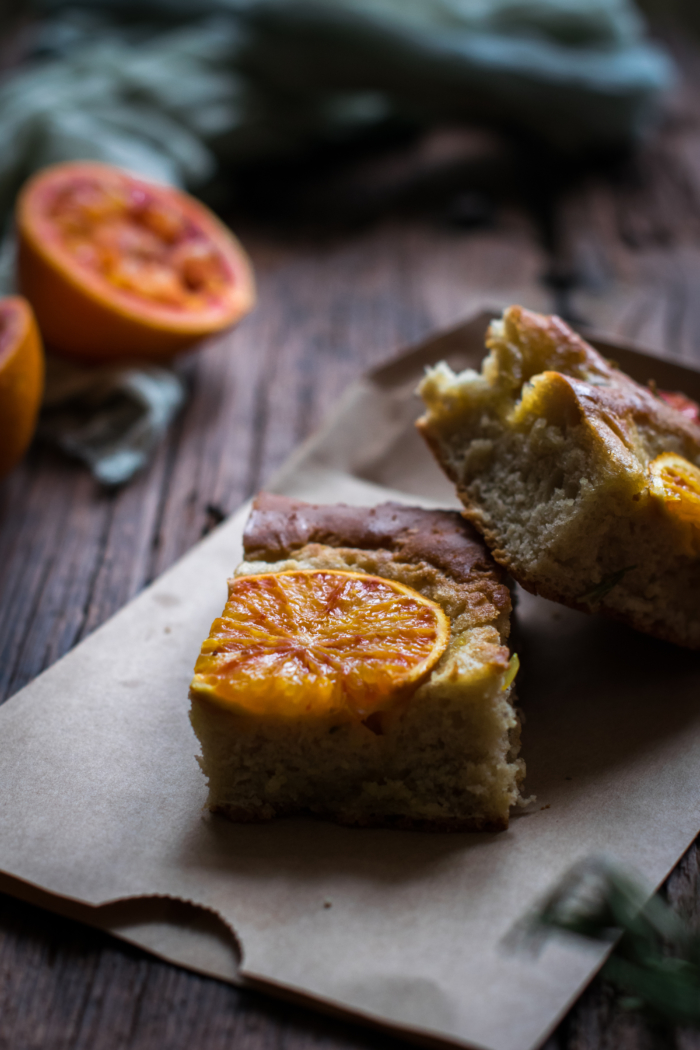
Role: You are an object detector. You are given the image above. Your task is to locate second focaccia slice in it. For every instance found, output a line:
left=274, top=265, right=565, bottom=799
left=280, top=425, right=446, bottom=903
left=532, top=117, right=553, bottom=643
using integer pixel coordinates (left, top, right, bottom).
left=189, top=494, right=524, bottom=831
left=418, top=305, right=700, bottom=649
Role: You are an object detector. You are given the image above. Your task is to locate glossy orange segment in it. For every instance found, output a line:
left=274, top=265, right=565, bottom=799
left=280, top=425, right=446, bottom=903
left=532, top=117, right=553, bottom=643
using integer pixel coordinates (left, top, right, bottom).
left=648, top=452, right=700, bottom=525
left=0, top=296, right=44, bottom=478
left=191, top=570, right=450, bottom=720
left=17, top=161, right=255, bottom=363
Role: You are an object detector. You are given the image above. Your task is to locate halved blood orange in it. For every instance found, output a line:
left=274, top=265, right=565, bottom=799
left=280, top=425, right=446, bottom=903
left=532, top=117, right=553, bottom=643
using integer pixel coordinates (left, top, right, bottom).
left=658, top=390, right=700, bottom=425
left=190, top=569, right=450, bottom=720
left=17, top=161, right=255, bottom=363
left=0, top=296, right=44, bottom=478
left=648, top=452, right=700, bottom=525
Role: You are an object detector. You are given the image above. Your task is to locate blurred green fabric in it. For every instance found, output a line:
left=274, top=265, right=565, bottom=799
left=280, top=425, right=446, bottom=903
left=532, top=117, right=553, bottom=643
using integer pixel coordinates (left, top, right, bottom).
left=0, top=0, right=674, bottom=220
left=0, top=0, right=674, bottom=483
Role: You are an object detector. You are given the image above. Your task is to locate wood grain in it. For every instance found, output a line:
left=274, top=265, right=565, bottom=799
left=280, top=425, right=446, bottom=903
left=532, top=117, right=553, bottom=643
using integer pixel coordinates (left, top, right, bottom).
left=0, top=216, right=549, bottom=1050
left=3, top=35, right=700, bottom=1050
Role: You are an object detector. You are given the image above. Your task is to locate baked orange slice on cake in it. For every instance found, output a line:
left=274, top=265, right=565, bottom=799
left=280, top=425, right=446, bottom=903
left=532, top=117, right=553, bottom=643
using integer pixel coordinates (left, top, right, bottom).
left=648, top=453, right=700, bottom=556
left=17, top=161, right=255, bottom=362
left=189, top=495, right=525, bottom=831
left=191, top=569, right=450, bottom=720
left=648, top=452, right=700, bottom=524
left=0, top=296, right=44, bottom=478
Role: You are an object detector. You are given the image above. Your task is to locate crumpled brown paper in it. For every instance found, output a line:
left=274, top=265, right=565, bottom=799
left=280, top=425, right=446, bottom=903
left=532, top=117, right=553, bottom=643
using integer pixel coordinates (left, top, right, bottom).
left=1, top=312, right=700, bottom=1050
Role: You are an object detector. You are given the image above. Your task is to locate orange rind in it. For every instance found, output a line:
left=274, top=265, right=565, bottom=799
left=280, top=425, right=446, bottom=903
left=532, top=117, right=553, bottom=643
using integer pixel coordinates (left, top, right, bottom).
left=17, top=161, right=255, bottom=363
left=648, top=452, right=700, bottom=526
left=0, top=296, right=44, bottom=478
left=190, top=569, right=450, bottom=720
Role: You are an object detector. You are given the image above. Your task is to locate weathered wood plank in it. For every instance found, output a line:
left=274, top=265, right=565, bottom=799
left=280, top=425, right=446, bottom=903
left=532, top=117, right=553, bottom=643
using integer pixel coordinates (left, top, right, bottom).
left=550, top=35, right=700, bottom=369
left=0, top=894, right=409, bottom=1050
left=0, top=214, right=547, bottom=1050
left=537, top=31, right=700, bottom=1050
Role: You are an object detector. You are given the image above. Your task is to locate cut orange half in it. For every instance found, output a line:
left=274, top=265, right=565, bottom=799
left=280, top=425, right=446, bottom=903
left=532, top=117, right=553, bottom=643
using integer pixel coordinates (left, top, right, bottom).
left=658, top=390, right=700, bottom=425
left=648, top=452, right=700, bottom=526
left=191, top=569, right=450, bottom=720
left=0, top=296, right=44, bottom=478
left=17, top=161, right=255, bottom=363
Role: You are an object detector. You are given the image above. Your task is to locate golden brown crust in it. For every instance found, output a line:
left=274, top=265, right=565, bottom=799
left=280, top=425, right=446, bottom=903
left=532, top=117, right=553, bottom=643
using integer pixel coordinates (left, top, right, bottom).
left=244, top=493, right=512, bottom=630
left=415, top=417, right=460, bottom=484
left=498, top=558, right=694, bottom=650
left=211, top=802, right=508, bottom=833
left=491, top=306, right=700, bottom=459
left=245, top=493, right=504, bottom=584
left=474, top=309, right=700, bottom=647
left=193, top=495, right=522, bottom=831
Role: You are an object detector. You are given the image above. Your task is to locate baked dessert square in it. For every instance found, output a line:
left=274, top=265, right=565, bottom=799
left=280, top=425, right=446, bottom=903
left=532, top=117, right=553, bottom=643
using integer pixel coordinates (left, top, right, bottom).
left=418, top=305, right=700, bottom=649
left=189, top=494, right=525, bottom=831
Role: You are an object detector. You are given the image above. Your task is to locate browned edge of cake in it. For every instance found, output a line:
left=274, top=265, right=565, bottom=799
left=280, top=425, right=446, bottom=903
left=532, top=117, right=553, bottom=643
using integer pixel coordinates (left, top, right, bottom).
left=244, top=492, right=511, bottom=599
left=416, top=306, right=700, bottom=649
left=203, top=492, right=519, bottom=832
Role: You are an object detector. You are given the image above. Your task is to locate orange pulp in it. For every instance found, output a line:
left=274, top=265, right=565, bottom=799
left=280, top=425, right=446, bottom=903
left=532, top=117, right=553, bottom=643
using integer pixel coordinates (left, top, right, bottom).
left=190, top=570, right=450, bottom=720
left=648, top=452, right=700, bottom=527
left=47, top=176, right=230, bottom=312
left=0, top=296, right=44, bottom=477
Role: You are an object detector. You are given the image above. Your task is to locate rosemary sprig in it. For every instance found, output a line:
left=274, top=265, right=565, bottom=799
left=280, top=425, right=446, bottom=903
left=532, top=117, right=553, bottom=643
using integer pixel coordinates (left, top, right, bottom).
left=521, top=857, right=700, bottom=1026
left=578, top=566, right=637, bottom=606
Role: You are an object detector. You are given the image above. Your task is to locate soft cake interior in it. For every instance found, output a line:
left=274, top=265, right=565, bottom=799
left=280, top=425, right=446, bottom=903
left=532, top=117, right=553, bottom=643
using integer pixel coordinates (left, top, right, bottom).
left=189, top=500, right=526, bottom=831
left=418, top=307, right=700, bottom=648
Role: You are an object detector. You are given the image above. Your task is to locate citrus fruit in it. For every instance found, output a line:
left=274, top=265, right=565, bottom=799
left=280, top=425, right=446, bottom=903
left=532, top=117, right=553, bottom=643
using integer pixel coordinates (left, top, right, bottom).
left=648, top=452, right=700, bottom=526
left=191, top=569, right=450, bottom=720
left=16, top=161, right=255, bottom=363
left=658, top=389, right=700, bottom=425
left=0, top=296, right=44, bottom=478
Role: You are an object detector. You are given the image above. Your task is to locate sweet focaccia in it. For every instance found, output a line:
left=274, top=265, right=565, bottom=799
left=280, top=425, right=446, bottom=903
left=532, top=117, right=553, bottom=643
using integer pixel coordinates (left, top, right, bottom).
left=189, top=494, right=525, bottom=831
left=418, top=305, right=700, bottom=649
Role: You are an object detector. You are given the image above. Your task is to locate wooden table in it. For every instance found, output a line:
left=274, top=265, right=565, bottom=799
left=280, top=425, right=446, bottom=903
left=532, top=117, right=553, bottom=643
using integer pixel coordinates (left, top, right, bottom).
left=3, top=34, right=700, bottom=1050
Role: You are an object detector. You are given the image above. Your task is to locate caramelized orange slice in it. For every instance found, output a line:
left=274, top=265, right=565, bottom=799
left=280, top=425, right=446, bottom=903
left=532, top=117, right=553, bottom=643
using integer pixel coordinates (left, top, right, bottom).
left=190, top=570, right=450, bottom=719
left=648, top=452, right=700, bottom=525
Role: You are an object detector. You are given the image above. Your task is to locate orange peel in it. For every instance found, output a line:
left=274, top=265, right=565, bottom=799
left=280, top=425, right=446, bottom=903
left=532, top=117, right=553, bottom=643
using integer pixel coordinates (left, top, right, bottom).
left=190, top=569, right=450, bottom=720
left=0, top=296, right=44, bottom=478
left=17, top=161, right=255, bottom=363
left=648, top=452, right=700, bottom=525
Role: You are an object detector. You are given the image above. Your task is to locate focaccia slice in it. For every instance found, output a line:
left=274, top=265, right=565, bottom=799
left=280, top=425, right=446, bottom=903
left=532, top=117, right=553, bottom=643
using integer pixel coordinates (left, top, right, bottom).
left=189, top=494, right=525, bottom=831
left=418, top=305, right=700, bottom=649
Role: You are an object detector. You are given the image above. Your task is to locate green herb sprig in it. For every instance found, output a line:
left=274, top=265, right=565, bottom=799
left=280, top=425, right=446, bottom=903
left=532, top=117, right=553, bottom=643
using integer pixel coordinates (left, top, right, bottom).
left=578, top=566, right=637, bottom=606
left=521, top=857, right=700, bottom=1026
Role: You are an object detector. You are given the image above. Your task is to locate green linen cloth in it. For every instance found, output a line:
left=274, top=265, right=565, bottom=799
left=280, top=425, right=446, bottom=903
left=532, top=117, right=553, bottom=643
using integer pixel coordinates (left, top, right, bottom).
left=237, top=0, right=674, bottom=151
left=0, top=0, right=672, bottom=219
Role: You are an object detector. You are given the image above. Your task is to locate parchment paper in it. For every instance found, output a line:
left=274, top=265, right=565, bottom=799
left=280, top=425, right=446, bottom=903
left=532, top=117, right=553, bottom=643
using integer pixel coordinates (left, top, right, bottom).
left=2, top=311, right=700, bottom=1050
